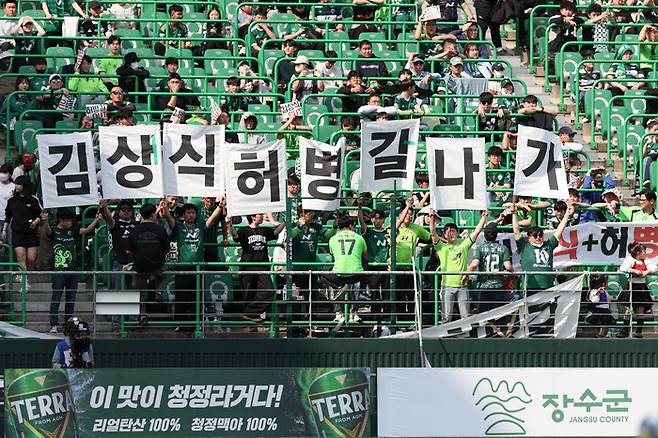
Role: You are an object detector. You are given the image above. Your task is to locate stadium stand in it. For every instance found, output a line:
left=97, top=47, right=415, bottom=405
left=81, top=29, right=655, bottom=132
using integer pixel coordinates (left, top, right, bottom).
left=0, top=0, right=657, bottom=342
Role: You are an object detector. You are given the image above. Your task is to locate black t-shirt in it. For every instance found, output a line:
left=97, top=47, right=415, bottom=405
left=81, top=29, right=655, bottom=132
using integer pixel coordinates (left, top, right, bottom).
left=109, top=216, right=136, bottom=265
left=127, top=222, right=170, bottom=272
left=236, top=226, right=276, bottom=263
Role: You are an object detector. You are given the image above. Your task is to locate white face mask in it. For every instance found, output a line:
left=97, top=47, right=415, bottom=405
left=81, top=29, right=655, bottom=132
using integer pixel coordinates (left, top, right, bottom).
left=0, top=173, right=9, bottom=182
left=130, top=62, right=139, bottom=69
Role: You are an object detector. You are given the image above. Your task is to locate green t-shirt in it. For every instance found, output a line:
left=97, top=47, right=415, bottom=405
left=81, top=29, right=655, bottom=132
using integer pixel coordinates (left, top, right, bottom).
left=329, top=229, right=366, bottom=274
left=516, top=235, right=559, bottom=290
left=474, top=241, right=511, bottom=289
left=159, top=22, right=189, bottom=48
left=291, top=222, right=322, bottom=265
left=363, top=227, right=388, bottom=264
left=396, top=224, right=430, bottom=265
left=98, top=55, right=122, bottom=75
left=434, top=237, right=473, bottom=288
left=628, top=208, right=658, bottom=222
left=175, top=220, right=205, bottom=264
left=52, top=226, right=78, bottom=271
left=394, top=94, right=416, bottom=117
left=276, top=195, right=301, bottom=224
left=199, top=205, right=225, bottom=262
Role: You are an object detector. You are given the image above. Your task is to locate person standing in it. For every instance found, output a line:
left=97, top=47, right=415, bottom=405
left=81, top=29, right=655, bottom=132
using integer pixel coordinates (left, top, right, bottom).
left=618, top=242, right=655, bottom=338
left=430, top=210, right=488, bottom=323
left=1, top=176, right=42, bottom=288
left=126, top=203, right=170, bottom=327
left=512, top=199, right=573, bottom=294
left=327, top=215, right=367, bottom=323
left=0, top=163, right=15, bottom=233
left=162, top=202, right=222, bottom=329
left=357, top=202, right=390, bottom=322
left=227, top=213, right=284, bottom=322
left=43, top=208, right=101, bottom=334
left=468, top=222, right=513, bottom=313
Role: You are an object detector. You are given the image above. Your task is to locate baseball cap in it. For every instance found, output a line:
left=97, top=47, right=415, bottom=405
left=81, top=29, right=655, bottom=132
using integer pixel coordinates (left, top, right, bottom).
left=501, top=79, right=514, bottom=88
left=492, top=62, right=505, bottom=71
left=558, top=126, right=576, bottom=136
left=292, top=55, right=310, bottom=65
left=88, top=1, right=102, bottom=10
left=483, top=222, right=498, bottom=234
left=49, top=73, right=63, bottom=82
left=450, top=56, right=463, bottom=66
left=411, top=56, right=424, bottom=64
left=602, top=188, right=621, bottom=198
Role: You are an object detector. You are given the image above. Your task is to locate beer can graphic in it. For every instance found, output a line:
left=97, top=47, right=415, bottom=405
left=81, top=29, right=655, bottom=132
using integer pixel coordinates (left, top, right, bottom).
left=298, top=368, right=370, bottom=438
left=5, top=369, right=79, bottom=438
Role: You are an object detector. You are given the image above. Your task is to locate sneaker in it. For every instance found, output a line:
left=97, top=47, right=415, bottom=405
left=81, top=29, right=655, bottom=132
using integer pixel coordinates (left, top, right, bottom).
left=349, top=313, right=362, bottom=323
left=49, top=326, right=58, bottom=334
left=615, top=330, right=629, bottom=338
left=333, top=312, right=345, bottom=323
left=632, top=331, right=644, bottom=338
left=497, top=47, right=513, bottom=56
left=380, top=325, right=391, bottom=337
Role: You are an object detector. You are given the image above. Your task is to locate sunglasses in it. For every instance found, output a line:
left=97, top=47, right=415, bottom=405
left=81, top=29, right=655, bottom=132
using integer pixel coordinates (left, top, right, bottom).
left=111, top=90, right=124, bottom=95
left=50, top=78, right=62, bottom=83
left=529, top=232, right=544, bottom=238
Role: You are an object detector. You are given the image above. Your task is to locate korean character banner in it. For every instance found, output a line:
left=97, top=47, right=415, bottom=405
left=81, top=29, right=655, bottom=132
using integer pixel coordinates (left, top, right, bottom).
left=359, top=119, right=419, bottom=193
left=224, top=140, right=287, bottom=217
left=162, top=124, right=226, bottom=197
left=37, top=132, right=100, bottom=209
left=426, top=137, right=487, bottom=211
left=99, top=125, right=164, bottom=199
left=300, top=137, right=345, bottom=211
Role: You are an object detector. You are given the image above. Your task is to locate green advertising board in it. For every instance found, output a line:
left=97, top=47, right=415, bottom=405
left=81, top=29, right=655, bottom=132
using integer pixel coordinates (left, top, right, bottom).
left=4, top=368, right=370, bottom=437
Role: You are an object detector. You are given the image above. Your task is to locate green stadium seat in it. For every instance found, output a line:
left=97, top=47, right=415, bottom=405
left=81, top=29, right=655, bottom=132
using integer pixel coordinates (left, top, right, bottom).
left=624, top=89, right=646, bottom=114
left=396, top=32, right=417, bottom=57
left=561, top=52, right=582, bottom=82
left=359, top=32, right=386, bottom=52
left=163, top=48, right=194, bottom=69
left=271, top=13, right=296, bottom=37
left=45, top=46, right=75, bottom=73
left=20, top=1, right=37, bottom=12
left=261, top=49, right=283, bottom=76
left=14, top=119, right=42, bottom=154
left=326, top=31, right=349, bottom=56
left=607, top=107, right=628, bottom=143
left=116, top=28, right=144, bottom=50
left=145, top=66, right=167, bottom=91
left=247, top=104, right=273, bottom=124
left=18, top=65, right=35, bottom=74
left=133, top=103, right=150, bottom=123
left=378, top=49, right=401, bottom=76
left=594, top=52, right=614, bottom=73
left=298, top=50, right=324, bottom=63
left=303, top=103, right=328, bottom=126
left=144, top=11, right=168, bottom=38
left=186, top=12, right=205, bottom=37
left=55, top=119, right=79, bottom=132
left=134, top=47, right=155, bottom=69
left=205, top=49, right=233, bottom=75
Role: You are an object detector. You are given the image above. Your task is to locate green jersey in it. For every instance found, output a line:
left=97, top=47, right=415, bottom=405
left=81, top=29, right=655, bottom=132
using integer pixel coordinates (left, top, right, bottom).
left=434, top=237, right=473, bottom=288
left=175, top=220, right=205, bottom=264
left=52, top=227, right=78, bottom=270
left=199, top=205, right=225, bottom=261
left=394, top=94, right=416, bottom=117
left=474, top=241, right=511, bottom=289
left=329, top=229, right=366, bottom=274
left=516, top=235, right=559, bottom=290
left=396, top=224, right=430, bottom=265
left=291, top=222, right=322, bottom=265
left=363, top=227, right=388, bottom=264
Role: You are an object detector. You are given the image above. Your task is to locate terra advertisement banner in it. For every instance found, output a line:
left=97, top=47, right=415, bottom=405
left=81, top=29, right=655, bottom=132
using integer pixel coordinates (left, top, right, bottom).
left=377, top=368, right=657, bottom=437
left=4, top=367, right=370, bottom=437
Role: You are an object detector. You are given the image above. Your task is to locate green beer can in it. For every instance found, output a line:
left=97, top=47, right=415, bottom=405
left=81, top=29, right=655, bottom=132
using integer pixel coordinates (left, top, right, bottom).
left=5, top=369, right=79, bottom=438
left=297, top=368, right=370, bottom=438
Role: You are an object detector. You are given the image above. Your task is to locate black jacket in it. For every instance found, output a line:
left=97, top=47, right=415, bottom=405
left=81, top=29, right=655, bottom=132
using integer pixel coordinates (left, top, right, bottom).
left=5, top=195, right=41, bottom=233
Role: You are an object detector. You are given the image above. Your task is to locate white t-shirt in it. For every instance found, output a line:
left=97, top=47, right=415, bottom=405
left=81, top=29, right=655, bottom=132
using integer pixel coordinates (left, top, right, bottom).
left=0, top=18, right=16, bottom=46
left=0, top=182, right=15, bottom=221
left=11, top=167, right=24, bottom=181
left=314, top=62, right=343, bottom=89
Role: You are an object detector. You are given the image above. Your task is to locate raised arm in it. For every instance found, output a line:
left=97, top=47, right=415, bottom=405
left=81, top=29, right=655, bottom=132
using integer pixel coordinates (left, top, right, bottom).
left=396, top=196, right=413, bottom=229
left=80, top=210, right=102, bottom=235
left=469, top=210, right=489, bottom=242
left=99, top=199, right=115, bottom=229
left=554, top=205, right=574, bottom=241
left=225, top=217, right=238, bottom=240
left=511, top=198, right=521, bottom=239
left=357, top=198, right=368, bottom=235
left=205, top=203, right=223, bottom=229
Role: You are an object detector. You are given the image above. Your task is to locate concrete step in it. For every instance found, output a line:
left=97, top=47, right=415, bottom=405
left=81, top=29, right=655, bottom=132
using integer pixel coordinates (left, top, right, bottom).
left=11, top=289, right=94, bottom=302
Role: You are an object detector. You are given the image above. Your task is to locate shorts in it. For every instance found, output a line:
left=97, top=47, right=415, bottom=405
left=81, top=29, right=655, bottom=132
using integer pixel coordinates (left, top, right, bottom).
left=11, top=230, right=39, bottom=249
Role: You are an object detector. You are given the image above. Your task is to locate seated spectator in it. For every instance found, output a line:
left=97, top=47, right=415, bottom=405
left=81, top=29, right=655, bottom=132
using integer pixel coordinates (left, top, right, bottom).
left=79, top=1, right=111, bottom=48
left=276, top=40, right=299, bottom=94
left=638, top=24, right=658, bottom=78
left=487, top=62, right=508, bottom=95
left=278, top=114, right=312, bottom=150
left=155, top=4, right=195, bottom=56
left=546, top=200, right=575, bottom=229
left=157, top=57, right=182, bottom=91
left=237, top=113, right=266, bottom=144
left=284, top=5, right=324, bottom=50
left=221, top=76, right=248, bottom=119
left=291, top=55, right=324, bottom=103
left=462, top=43, right=491, bottom=78
left=547, top=1, right=583, bottom=76
left=0, top=0, right=18, bottom=52
left=9, top=16, right=45, bottom=72
left=568, top=188, right=596, bottom=223
left=592, top=187, right=622, bottom=222
left=404, top=56, right=439, bottom=103
left=581, top=167, right=615, bottom=204
left=338, top=70, right=375, bottom=113
left=428, top=38, right=459, bottom=67
left=608, top=0, right=633, bottom=41
left=486, top=146, right=512, bottom=208
left=314, top=51, right=343, bottom=89
left=203, top=6, right=227, bottom=52
left=606, top=45, right=646, bottom=103
left=107, top=2, right=140, bottom=30
left=237, top=0, right=254, bottom=39
left=474, top=91, right=507, bottom=133
left=355, top=39, right=390, bottom=91
left=237, top=61, right=261, bottom=103
left=340, top=115, right=360, bottom=154
left=641, top=119, right=658, bottom=187
left=566, top=153, right=583, bottom=189
left=413, top=17, right=453, bottom=60
left=458, top=21, right=492, bottom=59
left=348, top=4, right=379, bottom=42
left=109, top=107, right=134, bottom=126
left=357, top=94, right=396, bottom=120
left=629, top=189, right=658, bottom=222
left=104, top=84, right=135, bottom=114
left=0, top=75, right=36, bottom=129
left=156, top=73, right=200, bottom=122
left=116, top=52, right=149, bottom=102
left=421, top=0, right=475, bottom=35
left=558, top=125, right=584, bottom=157
left=394, top=79, right=425, bottom=119
left=36, top=73, right=68, bottom=128
left=576, top=51, right=602, bottom=112
left=313, top=0, right=344, bottom=31
left=582, top=3, right=611, bottom=54
left=496, top=79, right=520, bottom=114
left=516, top=94, right=557, bottom=130
left=249, top=7, right=275, bottom=56
left=68, top=54, right=112, bottom=105
left=98, top=36, right=123, bottom=76
left=41, top=0, right=87, bottom=31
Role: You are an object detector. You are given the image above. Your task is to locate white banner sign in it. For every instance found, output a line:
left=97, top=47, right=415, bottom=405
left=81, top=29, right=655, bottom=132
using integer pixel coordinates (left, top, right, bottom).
left=224, top=140, right=286, bottom=216
left=391, top=275, right=584, bottom=339
left=477, top=221, right=658, bottom=270
left=514, top=125, right=568, bottom=199
left=378, top=367, right=657, bottom=437
left=300, top=137, right=344, bottom=211
left=360, top=119, right=419, bottom=193
left=162, top=124, right=225, bottom=197
left=37, top=132, right=99, bottom=208
left=426, top=137, right=487, bottom=210
left=99, top=125, right=163, bottom=199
